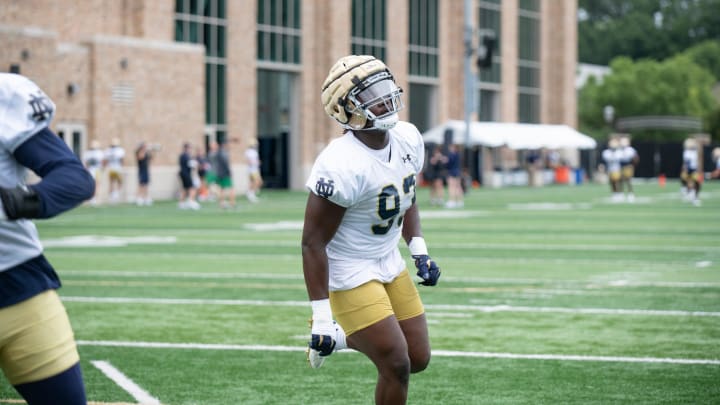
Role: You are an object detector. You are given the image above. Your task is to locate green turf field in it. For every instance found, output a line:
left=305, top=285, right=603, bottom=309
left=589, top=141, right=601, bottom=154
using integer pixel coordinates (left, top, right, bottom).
left=2, top=181, right=719, bottom=404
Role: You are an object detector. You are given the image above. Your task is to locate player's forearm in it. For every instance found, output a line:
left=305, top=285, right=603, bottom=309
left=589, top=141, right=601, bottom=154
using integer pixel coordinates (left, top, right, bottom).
left=402, top=203, right=423, bottom=244
left=302, top=247, right=330, bottom=300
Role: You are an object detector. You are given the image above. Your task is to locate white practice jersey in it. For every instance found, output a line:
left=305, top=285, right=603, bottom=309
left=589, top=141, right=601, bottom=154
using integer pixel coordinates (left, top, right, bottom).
left=245, top=147, right=260, bottom=174
left=0, top=73, right=55, bottom=271
left=683, top=149, right=699, bottom=171
left=620, top=146, right=637, bottom=166
left=105, top=146, right=125, bottom=170
left=306, top=121, right=425, bottom=291
left=84, top=148, right=104, bottom=172
left=602, top=148, right=622, bottom=173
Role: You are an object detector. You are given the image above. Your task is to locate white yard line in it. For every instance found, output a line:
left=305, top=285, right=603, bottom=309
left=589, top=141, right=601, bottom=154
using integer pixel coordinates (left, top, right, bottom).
left=58, top=270, right=720, bottom=288
left=91, top=360, right=160, bottom=405
left=78, top=340, right=720, bottom=366
left=61, top=296, right=720, bottom=317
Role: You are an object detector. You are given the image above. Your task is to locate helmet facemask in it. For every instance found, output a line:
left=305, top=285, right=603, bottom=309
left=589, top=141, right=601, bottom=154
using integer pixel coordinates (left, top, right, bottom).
left=346, top=71, right=404, bottom=131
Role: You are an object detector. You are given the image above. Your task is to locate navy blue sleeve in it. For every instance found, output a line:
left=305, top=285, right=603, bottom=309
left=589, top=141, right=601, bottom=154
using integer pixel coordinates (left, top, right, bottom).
left=13, top=128, right=96, bottom=218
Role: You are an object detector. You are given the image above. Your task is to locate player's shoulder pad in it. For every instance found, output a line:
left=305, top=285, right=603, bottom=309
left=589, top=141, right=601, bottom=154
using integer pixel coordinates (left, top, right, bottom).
left=0, top=73, right=56, bottom=152
left=391, top=121, right=422, bottom=145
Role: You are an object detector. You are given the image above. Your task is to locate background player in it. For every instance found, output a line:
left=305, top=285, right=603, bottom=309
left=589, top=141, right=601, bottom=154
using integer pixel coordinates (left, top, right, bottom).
left=302, top=55, right=441, bottom=405
left=83, top=139, right=104, bottom=205
left=602, top=137, right=623, bottom=202
left=105, top=137, right=125, bottom=203
left=681, top=138, right=701, bottom=206
left=618, top=135, right=639, bottom=202
left=0, top=73, right=95, bottom=404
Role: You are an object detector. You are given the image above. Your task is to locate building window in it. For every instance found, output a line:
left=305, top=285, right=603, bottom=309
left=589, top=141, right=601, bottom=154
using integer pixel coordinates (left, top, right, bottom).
left=518, top=0, right=540, bottom=123
left=175, top=0, right=227, bottom=132
left=408, top=0, right=438, bottom=78
left=478, top=1, right=501, bottom=84
left=257, top=0, right=302, bottom=64
left=477, top=1, right=501, bottom=121
left=479, top=89, right=499, bottom=121
left=351, top=0, right=387, bottom=61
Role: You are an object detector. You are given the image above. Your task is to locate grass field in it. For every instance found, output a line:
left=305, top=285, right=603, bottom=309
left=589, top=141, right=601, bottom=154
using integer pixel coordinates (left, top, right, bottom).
left=1, top=180, right=719, bottom=404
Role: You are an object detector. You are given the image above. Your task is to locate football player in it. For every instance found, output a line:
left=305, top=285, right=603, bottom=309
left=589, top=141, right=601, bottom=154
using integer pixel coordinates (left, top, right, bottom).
left=711, top=147, right=720, bottom=179
left=0, top=73, right=95, bottom=404
left=602, top=137, right=623, bottom=202
left=83, top=139, right=104, bottom=205
left=618, top=136, right=638, bottom=202
left=104, top=137, right=125, bottom=203
left=681, top=138, right=701, bottom=206
left=302, top=55, right=441, bottom=405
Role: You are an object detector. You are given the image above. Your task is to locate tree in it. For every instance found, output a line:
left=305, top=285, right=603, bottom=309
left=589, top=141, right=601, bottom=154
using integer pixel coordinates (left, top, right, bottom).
left=681, top=40, right=720, bottom=81
left=578, top=56, right=718, bottom=141
left=579, top=0, right=720, bottom=65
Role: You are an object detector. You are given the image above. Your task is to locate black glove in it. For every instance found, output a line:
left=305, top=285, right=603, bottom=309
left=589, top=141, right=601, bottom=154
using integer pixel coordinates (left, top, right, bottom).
left=0, top=186, right=41, bottom=220
left=412, top=255, right=441, bottom=286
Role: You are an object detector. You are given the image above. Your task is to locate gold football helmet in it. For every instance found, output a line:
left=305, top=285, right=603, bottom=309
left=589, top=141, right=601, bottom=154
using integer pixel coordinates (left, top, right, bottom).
left=684, top=138, right=697, bottom=150
left=321, top=55, right=404, bottom=130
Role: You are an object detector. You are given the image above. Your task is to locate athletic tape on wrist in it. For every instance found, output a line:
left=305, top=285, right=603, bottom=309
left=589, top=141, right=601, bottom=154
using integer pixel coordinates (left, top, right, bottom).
left=408, top=237, right=428, bottom=256
left=311, top=298, right=332, bottom=320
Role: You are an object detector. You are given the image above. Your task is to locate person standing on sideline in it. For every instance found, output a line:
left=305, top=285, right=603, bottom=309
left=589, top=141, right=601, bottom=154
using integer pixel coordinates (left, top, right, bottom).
left=215, top=142, right=236, bottom=209
left=618, top=136, right=639, bottom=202
left=303, top=55, right=441, bottom=405
left=135, top=142, right=155, bottom=206
left=426, top=145, right=448, bottom=206
left=83, top=140, right=104, bottom=205
left=444, top=144, right=463, bottom=208
left=245, top=139, right=263, bottom=203
left=681, top=138, right=701, bottom=206
left=104, top=137, right=125, bottom=203
left=0, top=72, right=94, bottom=405
left=178, top=142, right=200, bottom=210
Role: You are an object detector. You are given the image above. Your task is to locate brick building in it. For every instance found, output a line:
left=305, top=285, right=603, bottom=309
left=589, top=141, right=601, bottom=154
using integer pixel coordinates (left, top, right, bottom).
left=0, top=0, right=577, bottom=199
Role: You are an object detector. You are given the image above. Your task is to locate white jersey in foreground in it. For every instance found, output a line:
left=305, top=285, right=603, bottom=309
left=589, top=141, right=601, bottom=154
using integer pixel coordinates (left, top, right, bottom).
left=306, top=121, right=425, bottom=291
left=0, top=73, right=55, bottom=271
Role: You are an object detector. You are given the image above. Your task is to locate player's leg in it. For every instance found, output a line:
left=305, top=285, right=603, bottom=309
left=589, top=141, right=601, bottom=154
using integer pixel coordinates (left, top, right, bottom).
left=386, top=270, right=430, bottom=373
left=331, top=281, right=411, bottom=405
left=1, top=290, right=86, bottom=405
left=14, top=363, right=85, bottom=405
left=347, top=316, right=410, bottom=405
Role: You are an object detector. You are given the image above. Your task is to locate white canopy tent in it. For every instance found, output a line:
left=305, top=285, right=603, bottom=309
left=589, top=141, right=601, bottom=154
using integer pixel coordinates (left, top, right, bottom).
left=422, top=120, right=597, bottom=150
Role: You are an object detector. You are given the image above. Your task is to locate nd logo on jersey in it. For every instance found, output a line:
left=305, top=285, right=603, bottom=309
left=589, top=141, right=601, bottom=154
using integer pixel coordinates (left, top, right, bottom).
left=316, top=177, right=335, bottom=198
left=28, top=92, right=53, bottom=122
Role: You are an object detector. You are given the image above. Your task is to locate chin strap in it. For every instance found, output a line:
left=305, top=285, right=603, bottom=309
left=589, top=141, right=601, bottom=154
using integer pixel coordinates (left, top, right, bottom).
left=372, top=113, right=399, bottom=130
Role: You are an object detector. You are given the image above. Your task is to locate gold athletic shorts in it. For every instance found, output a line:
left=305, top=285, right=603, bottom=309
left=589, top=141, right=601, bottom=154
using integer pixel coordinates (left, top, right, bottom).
left=621, top=165, right=634, bottom=179
left=109, top=169, right=123, bottom=183
left=681, top=170, right=699, bottom=182
left=609, top=171, right=622, bottom=182
left=329, top=270, right=424, bottom=336
left=0, top=290, right=80, bottom=385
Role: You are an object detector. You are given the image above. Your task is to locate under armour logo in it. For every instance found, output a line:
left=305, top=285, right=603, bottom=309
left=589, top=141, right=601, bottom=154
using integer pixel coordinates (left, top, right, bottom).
left=28, top=93, right=53, bottom=122
left=402, top=154, right=413, bottom=163
left=315, top=177, right=335, bottom=198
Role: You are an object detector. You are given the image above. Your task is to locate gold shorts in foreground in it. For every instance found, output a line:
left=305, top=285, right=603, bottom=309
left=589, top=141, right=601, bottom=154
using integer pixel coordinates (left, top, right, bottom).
left=0, top=290, right=80, bottom=385
left=330, top=270, right=424, bottom=336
